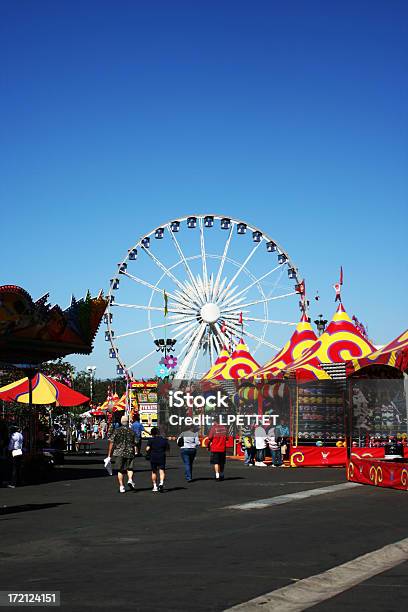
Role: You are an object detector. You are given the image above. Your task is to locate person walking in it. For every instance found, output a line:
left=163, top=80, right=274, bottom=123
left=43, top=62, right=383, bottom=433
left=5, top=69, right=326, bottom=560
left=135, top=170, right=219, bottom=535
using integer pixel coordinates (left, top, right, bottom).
left=131, top=414, right=145, bottom=457
left=266, top=427, right=282, bottom=467
left=254, top=424, right=267, bottom=466
left=8, top=425, right=24, bottom=488
left=241, top=423, right=255, bottom=466
left=107, top=415, right=137, bottom=493
left=145, top=427, right=169, bottom=492
left=207, top=422, right=228, bottom=481
left=177, top=427, right=200, bottom=482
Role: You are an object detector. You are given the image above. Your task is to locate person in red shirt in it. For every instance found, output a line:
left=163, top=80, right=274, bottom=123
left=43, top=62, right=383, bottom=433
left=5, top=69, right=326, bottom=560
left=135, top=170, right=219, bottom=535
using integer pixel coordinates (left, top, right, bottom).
left=207, top=422, right=228, bottom=481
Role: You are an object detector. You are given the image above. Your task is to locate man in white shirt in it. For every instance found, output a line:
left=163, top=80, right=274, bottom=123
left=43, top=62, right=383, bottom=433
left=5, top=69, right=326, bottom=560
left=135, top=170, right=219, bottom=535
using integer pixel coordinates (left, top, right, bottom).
left=8, top=426, right=24, bottom=488
left=254, top=425, right=267, bottom=466
left=177, top=428, right=200, bottom=482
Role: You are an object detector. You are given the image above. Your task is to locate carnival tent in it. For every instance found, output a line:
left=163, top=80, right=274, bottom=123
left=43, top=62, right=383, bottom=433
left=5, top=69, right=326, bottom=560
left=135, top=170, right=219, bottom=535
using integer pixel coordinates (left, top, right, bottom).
left=285, top=303, right=376, bottom=381
left=210, top=340, right=260, bottom=380
left=99, top=392, right=119, bottom=410
left=346, top=328, right=408, bottom=377
left=112, top=393, right=126, bottom=412
left=0, top=373, right=90, bottom=406
left=202, top=347, right=230, bottom=380
left=248, top=313, right=318, bottom=380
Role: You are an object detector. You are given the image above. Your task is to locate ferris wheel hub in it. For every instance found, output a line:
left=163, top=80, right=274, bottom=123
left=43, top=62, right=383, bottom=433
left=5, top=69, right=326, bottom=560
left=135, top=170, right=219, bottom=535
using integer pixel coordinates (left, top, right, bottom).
left=200, top=302, right=220, bottom=324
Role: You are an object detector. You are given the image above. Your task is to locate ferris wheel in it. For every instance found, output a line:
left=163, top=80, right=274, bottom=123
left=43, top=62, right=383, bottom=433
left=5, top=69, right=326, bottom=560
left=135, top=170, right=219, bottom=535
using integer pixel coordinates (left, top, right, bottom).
left=105, top=214, right=302, bottom=379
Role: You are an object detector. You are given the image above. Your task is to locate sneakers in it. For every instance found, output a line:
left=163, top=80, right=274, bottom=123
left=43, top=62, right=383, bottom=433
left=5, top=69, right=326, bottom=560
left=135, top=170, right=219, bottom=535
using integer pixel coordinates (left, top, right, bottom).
left=119, top=485, right=126, bottom=493
left=7, top=484, right=16, bottom=489
left=158, top=483, right=164, bottom=493
left=152, top=485, right=158, bottom=492
left=127, top=481, right=136, bottom=490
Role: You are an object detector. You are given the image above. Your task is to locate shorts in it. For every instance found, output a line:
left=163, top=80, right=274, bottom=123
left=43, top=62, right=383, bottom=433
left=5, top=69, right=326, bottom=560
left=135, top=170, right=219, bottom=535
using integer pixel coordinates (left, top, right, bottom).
left=210, top=452, right=226, bottom=466
left=151, top=460, right=166, bottom=471
left=114, top=456, right=134, bottom=472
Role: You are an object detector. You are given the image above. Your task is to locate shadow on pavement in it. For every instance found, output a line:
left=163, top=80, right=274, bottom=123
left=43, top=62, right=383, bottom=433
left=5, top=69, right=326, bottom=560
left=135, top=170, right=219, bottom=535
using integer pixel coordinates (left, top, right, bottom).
left=0, top=503, right=70, bottom=515
left=191, top=476, right=245, bottom=482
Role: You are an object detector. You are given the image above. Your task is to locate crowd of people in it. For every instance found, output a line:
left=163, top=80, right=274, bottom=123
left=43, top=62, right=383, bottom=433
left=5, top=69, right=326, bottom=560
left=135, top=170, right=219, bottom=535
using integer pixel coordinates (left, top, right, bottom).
left=106, top=415, right=231, bottom=493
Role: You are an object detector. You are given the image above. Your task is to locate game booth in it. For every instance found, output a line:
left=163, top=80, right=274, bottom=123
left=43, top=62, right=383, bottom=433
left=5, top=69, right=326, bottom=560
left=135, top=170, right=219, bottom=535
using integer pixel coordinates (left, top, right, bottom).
left=238, top=305, right=408, bottom=469
left=345, top=329, right=408, bottom=490
left=129, top=380, right=158, bottom=435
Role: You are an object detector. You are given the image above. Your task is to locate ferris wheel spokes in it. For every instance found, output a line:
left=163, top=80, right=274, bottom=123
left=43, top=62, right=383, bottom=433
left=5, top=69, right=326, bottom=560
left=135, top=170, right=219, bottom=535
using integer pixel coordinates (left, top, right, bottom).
left=122, top=270, right=193, bottom=310
left=199, top=217, right=210, bottom=301
left=176, top=321, right=207, bottom=379
left=115, top=317, right=195, bottom=340
left=221, top=291, right=297, bottom=313
left=141, top=246, right=191, bottom=295
left=166, top=223, right=204, bottom=304
left=217, top=241, right=262, bottom=304
left=212, top=224, right=234, bottom=300
left=221, top=264, right=284, bottom=307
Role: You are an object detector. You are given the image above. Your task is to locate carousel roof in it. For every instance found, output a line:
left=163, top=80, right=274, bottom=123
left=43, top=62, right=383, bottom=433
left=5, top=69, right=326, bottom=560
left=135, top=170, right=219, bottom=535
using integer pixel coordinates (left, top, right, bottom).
left=202, top=347, right=230, bottom=380
left=209, top=340, right=260, bottom=381
left=248, top=313, right=318, bottom=380
left=0, top=285, right=107, bottom=365
left=285, top=303, right=376, bottom=381
left=346, top=328, right=408, bottom=376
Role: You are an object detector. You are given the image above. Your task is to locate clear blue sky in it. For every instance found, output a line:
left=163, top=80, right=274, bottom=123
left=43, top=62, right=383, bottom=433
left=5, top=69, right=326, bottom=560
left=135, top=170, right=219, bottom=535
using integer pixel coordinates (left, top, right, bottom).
left=1, top=1, right=407, bottom=377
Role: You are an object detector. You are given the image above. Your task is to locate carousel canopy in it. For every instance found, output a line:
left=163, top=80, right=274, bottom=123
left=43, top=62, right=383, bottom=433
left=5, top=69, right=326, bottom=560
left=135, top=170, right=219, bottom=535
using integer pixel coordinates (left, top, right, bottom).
left=286, top=303, right=376, bottom=381
left=209, top=340, right=260, bottom=381
left=346, top=328, right=408, bottom=376
left=0, top=373, right=90, bottom=406
left=202, top=347, right=230, bottom=380
left=248, top=313, right=318, bottom=380
left=0, top=285, right=107, bottom=365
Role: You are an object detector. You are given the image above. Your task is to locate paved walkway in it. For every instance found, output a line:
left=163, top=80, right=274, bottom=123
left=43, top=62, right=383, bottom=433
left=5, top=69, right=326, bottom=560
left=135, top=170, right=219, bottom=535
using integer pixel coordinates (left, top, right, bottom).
left=1, top=441, right=408, bottom=611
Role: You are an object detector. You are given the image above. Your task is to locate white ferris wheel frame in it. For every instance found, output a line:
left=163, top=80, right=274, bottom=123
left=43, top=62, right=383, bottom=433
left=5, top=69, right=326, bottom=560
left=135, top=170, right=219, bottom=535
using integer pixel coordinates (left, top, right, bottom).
left=105, top=214, right=302, bottom=379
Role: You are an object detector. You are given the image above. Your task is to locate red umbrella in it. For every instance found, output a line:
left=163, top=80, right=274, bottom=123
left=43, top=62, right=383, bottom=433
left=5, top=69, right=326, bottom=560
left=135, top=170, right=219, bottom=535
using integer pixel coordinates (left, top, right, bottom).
left=0, top=373, right=90, bottom=407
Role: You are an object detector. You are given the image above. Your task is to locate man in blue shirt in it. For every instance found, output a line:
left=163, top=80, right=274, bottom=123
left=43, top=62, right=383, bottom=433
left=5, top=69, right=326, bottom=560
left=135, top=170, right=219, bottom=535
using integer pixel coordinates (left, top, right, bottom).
left=131, top=414, right=145, bottom=456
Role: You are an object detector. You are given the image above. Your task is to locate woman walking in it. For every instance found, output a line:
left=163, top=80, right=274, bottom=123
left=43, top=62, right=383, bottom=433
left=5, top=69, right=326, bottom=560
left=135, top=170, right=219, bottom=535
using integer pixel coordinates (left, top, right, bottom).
left=177, top=427, right=200, bottom=482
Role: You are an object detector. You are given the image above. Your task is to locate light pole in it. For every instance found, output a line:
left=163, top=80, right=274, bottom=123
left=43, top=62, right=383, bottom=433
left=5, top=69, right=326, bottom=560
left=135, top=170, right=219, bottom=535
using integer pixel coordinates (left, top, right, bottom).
left=86, top=366, right=97, bottom=403
left=314, top=315, right=328, bottom=337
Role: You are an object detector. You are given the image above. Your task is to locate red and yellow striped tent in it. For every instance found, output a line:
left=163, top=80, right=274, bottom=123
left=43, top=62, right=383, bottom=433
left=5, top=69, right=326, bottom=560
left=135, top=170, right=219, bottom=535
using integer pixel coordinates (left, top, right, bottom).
left=209, top=340, right=260, bottom=381
left=112, top=393, right=126, bottom=412
left=248, top=313, right=317, bottom=380
left=202, top=347, right=230, bottom=380
left=346, top=328, right=408, bottom=376
left=285, top=303, right=376, bottom=381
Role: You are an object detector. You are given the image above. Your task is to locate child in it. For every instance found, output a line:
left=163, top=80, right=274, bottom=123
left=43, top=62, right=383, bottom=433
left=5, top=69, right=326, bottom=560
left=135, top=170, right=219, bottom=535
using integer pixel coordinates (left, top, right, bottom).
left=146, top=427, right=170, bottom=492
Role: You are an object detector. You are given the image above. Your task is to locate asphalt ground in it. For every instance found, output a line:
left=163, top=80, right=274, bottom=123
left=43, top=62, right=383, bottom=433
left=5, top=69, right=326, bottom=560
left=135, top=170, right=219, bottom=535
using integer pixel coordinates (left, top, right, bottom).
left=1, top=442, right=408, bottom=612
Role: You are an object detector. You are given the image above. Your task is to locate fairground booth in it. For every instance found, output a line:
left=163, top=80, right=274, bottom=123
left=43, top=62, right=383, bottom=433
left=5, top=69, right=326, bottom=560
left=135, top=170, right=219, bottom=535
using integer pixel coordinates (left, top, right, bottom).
left=346, top=329, right=408, bottom=490
left=209, top=303, right=408, bottom=470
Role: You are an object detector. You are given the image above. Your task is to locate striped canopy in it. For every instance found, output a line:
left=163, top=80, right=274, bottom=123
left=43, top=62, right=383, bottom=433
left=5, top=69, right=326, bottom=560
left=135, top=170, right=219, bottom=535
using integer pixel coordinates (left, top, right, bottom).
left=210, top=340, right=260, bottom=381
left=286, top=303, right=376, bottom=381
left=112, top=393, right=126, bottom=412
left=0, top=373, right=90, bottom=406
left=202, top=347, right=230, bottom=380
left=249, top=313, right=317, bottom=380
left=346, top=328, right=408, bottom=376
